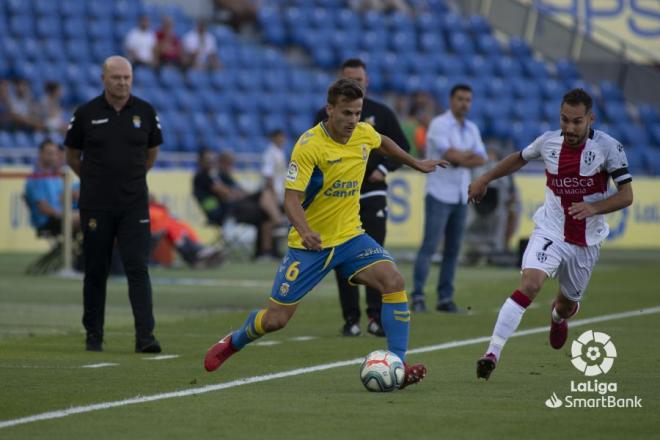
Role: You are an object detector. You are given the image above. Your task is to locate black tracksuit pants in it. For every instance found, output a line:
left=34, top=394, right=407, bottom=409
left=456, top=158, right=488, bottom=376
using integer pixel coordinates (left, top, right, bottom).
left=334, top=196, right=387, bottom=325
left=81, top=206, right=155, bottom=340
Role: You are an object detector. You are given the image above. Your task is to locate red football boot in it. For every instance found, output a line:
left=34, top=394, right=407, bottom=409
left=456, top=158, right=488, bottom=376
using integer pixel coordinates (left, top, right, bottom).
left=400, top=362, right=427, bottom=389
left=476, top=352, right=497, bottom=380
left=204, top=333, right=238, bottom=372
left=549, top=301, right=580, bottom=350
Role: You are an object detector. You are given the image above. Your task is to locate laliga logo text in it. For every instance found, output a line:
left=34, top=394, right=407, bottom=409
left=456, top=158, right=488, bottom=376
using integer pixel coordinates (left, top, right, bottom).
left=545, top=330, right=642, bottom=409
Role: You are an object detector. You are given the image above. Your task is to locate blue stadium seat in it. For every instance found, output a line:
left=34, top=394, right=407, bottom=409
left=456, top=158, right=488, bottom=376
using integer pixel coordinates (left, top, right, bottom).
left=310, top=7, right=334, bottom=28
left=649, top=123, right=660, bottom=146
left=12, top=61, right=40, bottom=83
left=210, top=69, right=236, bottom=91
left=441, top=12, right=466, bottom=34
left=485, top=77, right=507, bottom=98
left=508, top=37, right=532, bottom=58
left=6, top=0, right=32, bottom=15
left=619, top=124, right=650, bottom=146
left=113, top=0, right=141, bottom=21
left=464, top=55, right=494, bottom=77
left=539, top=78, right=562, bottom=100
left=476, top=34, right=501, bottom=56
left=236, top=113, right=260, bottom=136
left=88, top=19, right=114, bottom=42
left=638, top=104, right=659, bottom=127
left=599, top=81, right=624, bottom=102
left=555, top=59, right=580, bottom=82
left=159, top=67, right=185, bottom=89
left=467, top=15, right=491, bottom=35
left=387, top=12, right=415, bottom=33
left=288, top=70, right=313, bottom=93
left=0, top=37, right=21, bottom=60
left=201, top=91, right=229, bottom=113
left=60, top=0, right=86, bottom=18
left=13, top=131, right=33, bottom=148
left=36, top=17, right=62, bottom=39
left=0, top=131, right=13, bottom=148
left=335, top=8, right=360, bottom=29
left=63, top=19, right=87, bottom=40
left=230, top=91, right=259, bottom=113
left=9, top=15, right=35, bottom=39
left=65, top=39, right=92, bottom=63
left=41, top=40, right=65, bottom=64
left=263, top=114, right=287, bottom=134
left=416, top=12, right=441, bottom=33
left=643, top=146, right=660, bottom=175
left=494, top=56, right=522, bottom=78
left=542, top=100, right=560, bottom=120
left=482, top=98, right=513, bottom=119
left=448, top=32, right=475, bottom=54
left=191, top=112, right=213, bottom=133
left=362, top=11, right=386, bottom=30
left=288, top=114, right=312, bottom=137
left=212, top=113, right=235, bottom=136
left=511, top=122, right=538, bottom=149
left=283, top=7, right=309, bottom=28
left=262, top=22, right=287, bottom=46
left=185, top=69, right=212, bottom=91
left=134, top=67, right=158, bottom=87
left=235, top=69, right=261, bottom=91
left=522, top=58, right=550, bottom=79
left=512, top=80, right=540, bottom=100
left=490, top=119, right=511, bottom=140
left=437, top=55, right=465, bottom=76
left=602, top=102, right=629, bottom=123
left=512, top=99, right=542, bottom=120
left=87, top=1, right=115, bottom=19
left=390, top=30, right=417, bottom=53
left=419, top=32, right=446, bottom=53
left=91, top=41, right=116, bottom=62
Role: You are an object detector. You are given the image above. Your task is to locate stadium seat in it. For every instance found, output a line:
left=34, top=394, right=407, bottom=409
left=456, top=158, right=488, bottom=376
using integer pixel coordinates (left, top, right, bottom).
left=36, top=17, right=62, bottom=39
left=362, top=11, right=385, bottom=30
left=263, top=114, right=287, bottom=134
left=512, top=99, right=542, bottom=120
left=91, top=41, right=116, bottom=63
left=599, top=81, right=624, bottom=103
left=0, top=131, right=13, bottom=148
left=522, top=58, right=550, bottom=79
left=494, top=56, right=522, bottom=78
left=555, top=59, right=580, bottom=82
left=288, top=114, right=312, bottom=137
left=211, top=113, right=234, bottom=137
left=619, top=125, right=650, bottom=146
left=335, top=8, right=360, bottom=29
left=643, top=147, right=660, bottom=174
left=448, top=32, right=475, bottom=54
left=9, top=15, right=35, bottom=39
left=63, top=19, right=87, bottom=40
left=185, top=69, right=212, bottom=91
left=601, top=103, right=630, bottom=123
left=87, top=1, right=115, bottom=19
left=60, top=0, right=86, bottom=18
left=416, top=12, right=441, bottom=33
left=236, top=113, right=260, bottom=136
left=6, top=0, right=32, bottom=16
left=467, top=15, right=491, bottom=35
left=508, top=37, right=532, bottom=58
left=648, top=123, right=660, bottom=146
left=88, top=19, right=114, bottom=42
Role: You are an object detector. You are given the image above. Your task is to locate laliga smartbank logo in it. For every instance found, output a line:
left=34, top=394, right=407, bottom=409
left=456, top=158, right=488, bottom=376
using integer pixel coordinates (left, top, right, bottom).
left=544, top=330, right=642, bottom=409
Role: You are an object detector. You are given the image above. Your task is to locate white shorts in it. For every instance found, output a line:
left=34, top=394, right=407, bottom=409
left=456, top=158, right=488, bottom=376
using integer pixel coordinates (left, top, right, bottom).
left=521, top=229, right=601, bottom=301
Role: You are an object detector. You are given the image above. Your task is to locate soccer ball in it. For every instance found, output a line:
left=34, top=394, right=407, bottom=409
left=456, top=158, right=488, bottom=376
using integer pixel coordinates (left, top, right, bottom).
left=359, top=350, right=405, bottom=392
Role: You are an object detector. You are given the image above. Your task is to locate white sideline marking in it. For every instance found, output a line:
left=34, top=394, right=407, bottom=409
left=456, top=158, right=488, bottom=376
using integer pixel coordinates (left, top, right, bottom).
left=254, top=341, right=281, bottom=346
left=142, top=355, right=180, bottom=361
left=80, top=363, right=118, bottom=369
left=1, top=306, right=659, bottom=430
left=290, top=336, right=316, bottom=342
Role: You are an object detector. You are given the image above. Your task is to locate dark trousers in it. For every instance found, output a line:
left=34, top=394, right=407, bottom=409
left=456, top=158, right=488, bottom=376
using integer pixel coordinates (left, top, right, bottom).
left=334, top=196, right=387, bottom=324
left=81, top=207, right=155, bottom=340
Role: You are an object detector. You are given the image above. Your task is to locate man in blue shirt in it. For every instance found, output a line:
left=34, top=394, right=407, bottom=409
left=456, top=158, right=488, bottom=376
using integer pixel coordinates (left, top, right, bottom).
left=25, top=139, right=79, bottom=235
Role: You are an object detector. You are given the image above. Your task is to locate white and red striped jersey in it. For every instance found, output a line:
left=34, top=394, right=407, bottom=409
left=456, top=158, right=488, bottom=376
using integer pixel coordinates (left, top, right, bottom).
left=521, top=129, right=632, bottom=246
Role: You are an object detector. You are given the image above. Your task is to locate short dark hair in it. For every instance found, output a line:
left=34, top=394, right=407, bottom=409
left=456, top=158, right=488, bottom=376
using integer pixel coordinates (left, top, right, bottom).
left=450, top=84, right=472, bottom=97
left=38, top=138, right=58, bottom=151
left=341, top=58, right=367, bottom=71
left=327, top=78, right=364, bottom=105
left=197, top=147, right=213, bottom=160
left=561, top=88, right=593, bottom=113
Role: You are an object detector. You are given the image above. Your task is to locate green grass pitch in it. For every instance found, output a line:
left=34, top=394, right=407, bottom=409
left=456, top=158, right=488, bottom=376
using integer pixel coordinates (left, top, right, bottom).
left=0, top=250, right=658, bottom=439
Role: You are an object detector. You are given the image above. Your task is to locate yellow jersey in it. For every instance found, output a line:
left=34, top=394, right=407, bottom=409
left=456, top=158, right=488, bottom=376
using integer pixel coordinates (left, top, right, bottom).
left=285, top=122, right=382, bottom=249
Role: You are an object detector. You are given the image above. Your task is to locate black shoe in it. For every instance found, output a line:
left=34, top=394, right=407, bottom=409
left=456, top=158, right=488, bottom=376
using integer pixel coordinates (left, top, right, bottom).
left=436, top=301, right=467, bottom=314
left=85, top=334, right=103, bottom=352
left=135, top=337, right=162, bottom=353
left=341, top=322, right=361, bottom=337
left=366, top=319, right=386, bottom=337
left=412, top=297, right=427, bottom=313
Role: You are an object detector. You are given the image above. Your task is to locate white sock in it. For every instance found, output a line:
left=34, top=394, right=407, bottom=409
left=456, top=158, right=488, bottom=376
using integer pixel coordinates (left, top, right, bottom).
left=486, top=298, right=527, bottom=359
left=551, top=307, right=564, bottom=323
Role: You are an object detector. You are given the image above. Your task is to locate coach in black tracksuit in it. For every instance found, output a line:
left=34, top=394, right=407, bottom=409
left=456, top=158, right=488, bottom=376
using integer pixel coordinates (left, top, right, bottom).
left=65, top=56, right=162, bottom=353
left=314, top=59, right=410, bottom=337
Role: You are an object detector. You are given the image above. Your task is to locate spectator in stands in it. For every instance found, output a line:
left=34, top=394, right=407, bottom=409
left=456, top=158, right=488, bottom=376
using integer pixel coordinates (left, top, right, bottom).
left=124, top=15, right=158, bottom=68
left=193, top=148, right=283, bottom=258
left=349, top=0, right=413, bottom=15
left=261, top=129, right=288, bottom=206
left=0, top=79, right=10, bottom=128
left=411, top=84, right=487, bottom=313
left=149, top=195, right=225, bottom=268
left=155, top=16, right=184, bottom=67
left=39, top=82, right=68, bottom=137
left=7, top=79, right=43, bottom=131
left=214, top=0, right=258, bottom=32
left=463, top=145, right=520, bottom=265
left=183, top=20, right=221, bottom=70
left=25, top=139, right=80, bottom=236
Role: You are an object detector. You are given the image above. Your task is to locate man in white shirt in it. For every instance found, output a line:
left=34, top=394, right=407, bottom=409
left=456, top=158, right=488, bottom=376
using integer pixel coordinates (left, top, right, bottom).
left=261, top=129, right=287, bottom=206
left=469, top=88, right=633, bottom=380
left=183, top=20, right=221, bottom=70
left=124, top=15, right=157, bottom=67
left=412, top=84, right=487, bottom=313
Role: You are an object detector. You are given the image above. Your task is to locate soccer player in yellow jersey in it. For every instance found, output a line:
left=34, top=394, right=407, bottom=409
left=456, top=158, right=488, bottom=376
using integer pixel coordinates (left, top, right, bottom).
left=204, top=79, right=447, bottom=389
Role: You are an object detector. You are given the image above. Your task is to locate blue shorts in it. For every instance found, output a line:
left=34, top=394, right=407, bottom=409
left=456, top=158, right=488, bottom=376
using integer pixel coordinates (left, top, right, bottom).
left=270, top=234, right=395, bottom=305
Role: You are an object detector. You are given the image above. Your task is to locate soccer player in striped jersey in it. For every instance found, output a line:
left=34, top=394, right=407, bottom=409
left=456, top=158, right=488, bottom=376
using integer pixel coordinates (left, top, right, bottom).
left=204, top=78, right=448, bottom=388
left=468, top=88, right=633, bottom=380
